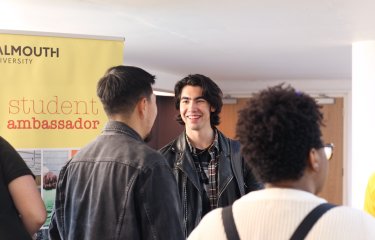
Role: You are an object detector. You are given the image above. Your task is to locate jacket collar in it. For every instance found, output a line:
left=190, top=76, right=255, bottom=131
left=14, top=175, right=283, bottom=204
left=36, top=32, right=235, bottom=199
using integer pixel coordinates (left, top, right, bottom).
left=174, top=132, right=202, bottom=192
left=102, top=120, right=143, bottom=142
left=174, top=130, right=234, bottom=194
left=185, top=129, right=220, bottom=156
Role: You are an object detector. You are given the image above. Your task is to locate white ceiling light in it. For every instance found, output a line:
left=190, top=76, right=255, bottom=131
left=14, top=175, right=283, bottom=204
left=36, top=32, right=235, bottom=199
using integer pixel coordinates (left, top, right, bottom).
left=153, top=89, right=174, bottom=97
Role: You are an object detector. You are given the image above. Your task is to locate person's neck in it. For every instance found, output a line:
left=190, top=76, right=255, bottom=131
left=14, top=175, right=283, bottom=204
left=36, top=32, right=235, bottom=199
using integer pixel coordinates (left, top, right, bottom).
left=265, top=174, right=318, bottom=194
left=110, top=114, right=145, bottom=139
left=186, top=127, right=214, bottom=149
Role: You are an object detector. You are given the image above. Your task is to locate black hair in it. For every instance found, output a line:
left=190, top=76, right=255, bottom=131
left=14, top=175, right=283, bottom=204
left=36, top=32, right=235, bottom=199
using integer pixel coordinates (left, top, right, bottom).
left=236, top=84, right=323, bottom=183
left=97, top=65, right=155, bottom=116
left=174, top=74, right=223, bottom=126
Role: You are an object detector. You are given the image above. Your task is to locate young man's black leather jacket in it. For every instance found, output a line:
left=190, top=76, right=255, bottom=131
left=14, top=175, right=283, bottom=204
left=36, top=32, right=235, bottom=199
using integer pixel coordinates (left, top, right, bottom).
left=49, top=121, right=184, bottom=240
left=159, top=130, right=262, bottom=237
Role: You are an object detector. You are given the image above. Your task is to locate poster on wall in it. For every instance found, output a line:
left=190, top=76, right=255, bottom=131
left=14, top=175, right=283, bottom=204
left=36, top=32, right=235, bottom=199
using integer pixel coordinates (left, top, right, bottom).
left=0, top=31, right=124, bottom=238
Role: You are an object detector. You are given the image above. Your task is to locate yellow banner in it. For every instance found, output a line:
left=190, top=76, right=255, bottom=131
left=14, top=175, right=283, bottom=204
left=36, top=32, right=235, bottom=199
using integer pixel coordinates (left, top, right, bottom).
left=0, top=32, right=124, bottom=148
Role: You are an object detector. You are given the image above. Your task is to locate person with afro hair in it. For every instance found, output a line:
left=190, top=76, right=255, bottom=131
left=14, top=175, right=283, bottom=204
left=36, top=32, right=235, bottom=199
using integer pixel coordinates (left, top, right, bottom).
left=188, top=84, right=375, bottom=240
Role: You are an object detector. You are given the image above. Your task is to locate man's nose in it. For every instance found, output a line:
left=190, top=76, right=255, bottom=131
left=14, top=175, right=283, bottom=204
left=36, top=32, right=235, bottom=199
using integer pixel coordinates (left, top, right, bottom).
left=187, top=101, right=197, bottom=110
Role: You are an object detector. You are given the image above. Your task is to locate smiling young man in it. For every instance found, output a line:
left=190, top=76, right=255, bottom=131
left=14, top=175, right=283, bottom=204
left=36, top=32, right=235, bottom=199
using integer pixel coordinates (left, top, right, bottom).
left=159, top=74, right=261, bottom=237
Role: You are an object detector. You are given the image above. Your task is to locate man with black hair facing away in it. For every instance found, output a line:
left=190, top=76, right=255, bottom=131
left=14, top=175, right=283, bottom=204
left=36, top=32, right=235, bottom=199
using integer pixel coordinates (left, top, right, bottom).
left=160, top=74, right=261, bottom=237
left=49, top=66, right=184, bottom=240
left=188, top=84, right=375, bottom=239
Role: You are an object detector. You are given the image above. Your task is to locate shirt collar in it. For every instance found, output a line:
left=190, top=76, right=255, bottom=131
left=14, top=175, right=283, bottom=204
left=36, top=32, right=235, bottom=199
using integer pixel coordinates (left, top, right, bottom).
left=186, top=129, right=220, bottom=155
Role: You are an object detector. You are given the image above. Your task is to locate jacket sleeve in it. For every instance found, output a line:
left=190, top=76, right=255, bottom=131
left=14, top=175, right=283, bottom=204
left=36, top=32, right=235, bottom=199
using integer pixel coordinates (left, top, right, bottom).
left=137, top=160, right=184, bottom=240
left=243, top=160, right=263, bottom=193
left=158, top=142, right=176, bottom=170
left=229, top=139, right=263, bottom=193
left=48, top=211, right=61, bottom=240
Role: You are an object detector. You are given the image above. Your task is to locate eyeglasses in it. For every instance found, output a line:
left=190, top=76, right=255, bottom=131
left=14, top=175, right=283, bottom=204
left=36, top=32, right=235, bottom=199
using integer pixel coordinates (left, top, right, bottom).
left=323, top=143, right=334, bottom=161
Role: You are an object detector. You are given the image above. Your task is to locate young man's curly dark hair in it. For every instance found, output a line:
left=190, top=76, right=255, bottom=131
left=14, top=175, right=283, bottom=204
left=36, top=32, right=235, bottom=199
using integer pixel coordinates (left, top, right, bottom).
left=236, top=84, right=324, bottom=183
left=174, top=74, right=223, bottom=126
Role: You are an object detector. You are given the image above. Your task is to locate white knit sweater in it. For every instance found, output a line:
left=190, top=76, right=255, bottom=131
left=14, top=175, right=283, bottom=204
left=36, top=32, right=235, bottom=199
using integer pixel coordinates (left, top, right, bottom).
left=188, top=188, right=375, bottom=240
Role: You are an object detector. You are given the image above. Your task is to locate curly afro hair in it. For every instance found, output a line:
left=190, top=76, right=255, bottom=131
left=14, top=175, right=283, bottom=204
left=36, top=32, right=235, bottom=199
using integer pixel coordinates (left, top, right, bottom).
left=236, top=84, right=323, bottom=183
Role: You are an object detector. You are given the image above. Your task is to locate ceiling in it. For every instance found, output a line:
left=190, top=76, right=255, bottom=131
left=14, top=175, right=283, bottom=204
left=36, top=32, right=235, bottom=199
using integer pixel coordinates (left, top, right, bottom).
left=1, top=0, right=374, bottom=95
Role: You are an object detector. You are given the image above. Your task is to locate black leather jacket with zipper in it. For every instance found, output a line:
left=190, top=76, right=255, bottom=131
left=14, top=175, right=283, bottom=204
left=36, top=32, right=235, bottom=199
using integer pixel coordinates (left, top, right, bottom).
left=159, top=130, right=261, bottom=237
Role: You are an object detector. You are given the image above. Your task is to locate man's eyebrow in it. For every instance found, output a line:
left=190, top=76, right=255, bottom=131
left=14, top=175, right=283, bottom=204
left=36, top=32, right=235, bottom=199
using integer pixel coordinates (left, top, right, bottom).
left=181, top=96, right=204, bottom=100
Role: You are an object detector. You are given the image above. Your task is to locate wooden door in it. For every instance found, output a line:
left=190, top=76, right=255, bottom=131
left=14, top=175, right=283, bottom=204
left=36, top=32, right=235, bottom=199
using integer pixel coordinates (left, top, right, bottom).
left=318, top=98, right=343, bottom=204
left=218, top=97, right=344, bottom=204
left=148, top=96, right=184, bottom=150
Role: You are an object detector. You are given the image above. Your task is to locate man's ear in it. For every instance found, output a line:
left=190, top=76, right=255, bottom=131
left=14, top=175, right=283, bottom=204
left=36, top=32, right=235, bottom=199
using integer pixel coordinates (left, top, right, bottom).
left=210, top=106, right=216, bottom=112
left=137, top=97, right=147, bottom=119
left=308, top=148, right=320, bottom=172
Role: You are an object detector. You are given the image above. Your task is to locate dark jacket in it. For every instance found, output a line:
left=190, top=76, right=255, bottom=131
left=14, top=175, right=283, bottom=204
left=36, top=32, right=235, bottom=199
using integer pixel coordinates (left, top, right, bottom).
left=49, top=121, right=184, bottom=240
left=159, top=130, right=261, bottom=237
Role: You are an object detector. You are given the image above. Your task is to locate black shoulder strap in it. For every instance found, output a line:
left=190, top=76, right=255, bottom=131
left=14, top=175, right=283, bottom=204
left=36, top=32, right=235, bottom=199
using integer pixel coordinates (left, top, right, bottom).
left=223, top=202, right=336, bottom=240
left=222, top=205, right=240, bottom=240
left=290, top=203, right=337, bottom=240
